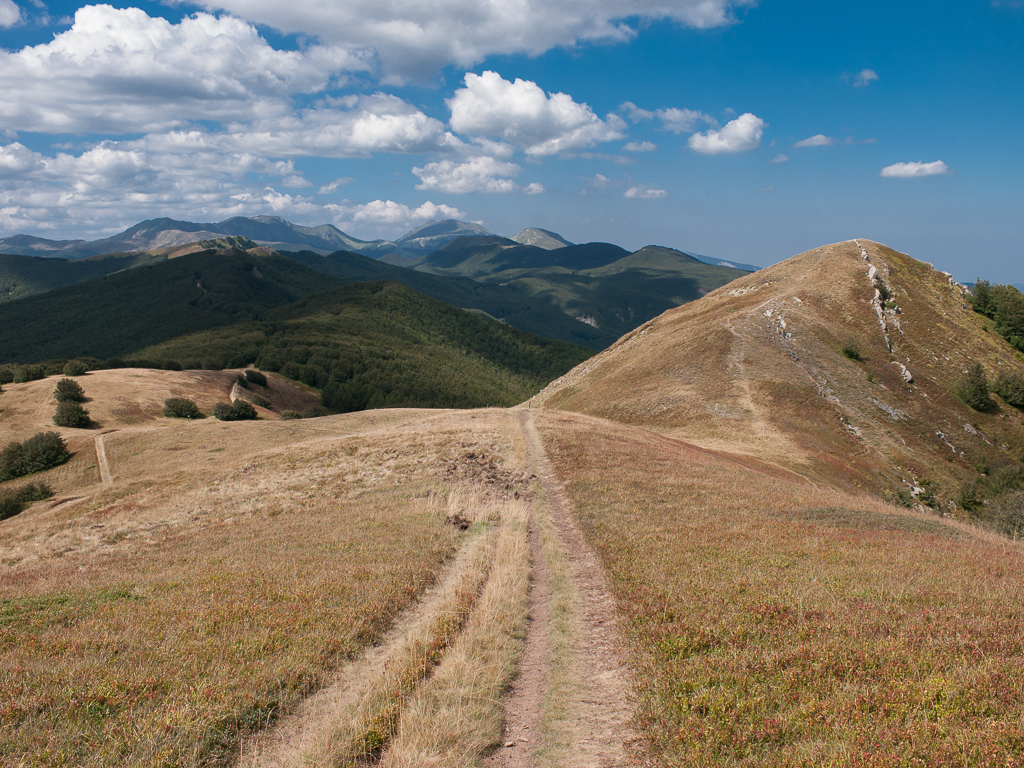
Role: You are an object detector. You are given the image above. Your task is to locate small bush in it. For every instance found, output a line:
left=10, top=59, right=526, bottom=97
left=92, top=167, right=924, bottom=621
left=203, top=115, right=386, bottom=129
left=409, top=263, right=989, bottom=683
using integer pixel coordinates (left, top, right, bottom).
left=0, top=365, right=14, bottom=385
left=53, top=401, right=90, bottom=428
left=244, top=369, right=268, bottom=387
left=213, top=399, right=258, bottom=421
left=162, top=360, right=183, bottom=371
left=301, top=405, right=330, bottom=419
left=236, top=375, right=249, bottom=390
left=955, top=363, right=992, bottom=411
left=16, top=365, right=45, bottom=383
left=54, top=378, right=86, bottom=403
left=957, top=481, right=982, bottom=514
left=251, top=394, right=272, bottom=409
left=62, top=360, right=89, bottom=377
left=884, top=487, right=913, bottom=508
left=0, top=481, right=53, bottom=522
left=163, top=397, right=203, bottom=419
left=280, top=410, right=300, bottom=420
left=0, top=442, right=26, bottom=481
left=994, top=371, right=1024, bottom=409
left=841, top=339, right=862, bottom=361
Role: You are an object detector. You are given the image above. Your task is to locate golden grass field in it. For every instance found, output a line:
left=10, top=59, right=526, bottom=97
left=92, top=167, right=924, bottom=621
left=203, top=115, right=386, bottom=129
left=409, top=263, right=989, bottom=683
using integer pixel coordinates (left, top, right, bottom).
left=2, top=239, right=1023, bottom=766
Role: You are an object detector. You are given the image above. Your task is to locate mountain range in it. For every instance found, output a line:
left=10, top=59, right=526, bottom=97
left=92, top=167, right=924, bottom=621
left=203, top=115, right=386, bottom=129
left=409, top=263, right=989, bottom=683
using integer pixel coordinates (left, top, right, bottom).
left=0, top=215, right=760, bottom=271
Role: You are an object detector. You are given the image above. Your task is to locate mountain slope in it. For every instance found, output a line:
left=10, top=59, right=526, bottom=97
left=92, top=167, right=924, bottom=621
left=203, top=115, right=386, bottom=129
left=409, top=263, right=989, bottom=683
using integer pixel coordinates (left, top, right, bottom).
left=0, top=251, right=166, bottom=303
left=0, top=248, right=347, bottom=363
left=512, top=227, right=574, bottom=249
left=537, top=238, right=1024, bottom=512
left=134, top=280, right=593, bottom=412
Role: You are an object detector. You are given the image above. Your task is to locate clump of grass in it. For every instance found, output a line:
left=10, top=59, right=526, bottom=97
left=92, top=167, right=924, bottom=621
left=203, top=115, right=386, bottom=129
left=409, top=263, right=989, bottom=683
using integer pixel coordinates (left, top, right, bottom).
left=840, top=339, right=862, bottom=361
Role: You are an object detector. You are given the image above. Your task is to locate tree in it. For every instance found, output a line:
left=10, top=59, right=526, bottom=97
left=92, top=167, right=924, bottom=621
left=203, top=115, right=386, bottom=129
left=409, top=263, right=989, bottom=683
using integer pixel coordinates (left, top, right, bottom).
left=995, top=371, right=1024, bottom=409
left=20, top=432, right=70, bottom=475
left=955, top=363, right=992, bottom=411
left=54, top=378, right=86, bottom=403
left=53, top=400, right=90, bottom=428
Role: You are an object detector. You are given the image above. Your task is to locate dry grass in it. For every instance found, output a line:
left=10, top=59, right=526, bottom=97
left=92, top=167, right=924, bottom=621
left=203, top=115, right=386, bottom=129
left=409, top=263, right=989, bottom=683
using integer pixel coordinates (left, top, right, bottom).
left=536, top=239, right=1024, bottom=508
left=0, top=408, right=528, bottom=766
left=538, top=410, right=1024, bottom=767
left=381, top=495, right=530, bottom=767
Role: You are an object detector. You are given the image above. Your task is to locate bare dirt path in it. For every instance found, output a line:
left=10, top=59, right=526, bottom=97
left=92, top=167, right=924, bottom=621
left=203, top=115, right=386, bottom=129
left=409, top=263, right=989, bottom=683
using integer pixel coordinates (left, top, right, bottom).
left=486, top=411, right=642, bottom=768
left=94, top=433, right=113, bottom=488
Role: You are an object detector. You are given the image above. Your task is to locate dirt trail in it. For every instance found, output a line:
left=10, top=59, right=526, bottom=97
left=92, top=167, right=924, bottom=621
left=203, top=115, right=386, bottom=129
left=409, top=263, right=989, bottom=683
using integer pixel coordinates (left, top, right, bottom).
left=487, top=411, right=641, bottom=767
left=94, top=433, right=113, bottom=488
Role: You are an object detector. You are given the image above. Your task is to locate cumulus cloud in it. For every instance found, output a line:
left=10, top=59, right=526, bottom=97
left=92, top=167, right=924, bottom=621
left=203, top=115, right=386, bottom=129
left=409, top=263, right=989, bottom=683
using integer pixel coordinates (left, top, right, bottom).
left=447, top=71, right=625, bottom=156
left=327, top=199, right=467, bottom=227
left=0, top=0, right=21, bottom=27
left=184, top=0, right=756, bottom=78
left=412, top=156, right=526, bottom=194
left=0, top=5, right=367, bottom=134
left=793, top=134, right=836, bottom=148
left=624, top=185, right=667, bottom=199
left=854, top=69, right=879, bottom=87
left=687, top=113, right=765, bottom=154
left=135, top=95, right=462, bottom=158
left=620, top=102, right=716, bottom=133
left=622, top=141, right=657, bottom=152
left=879, top=160, right=950, bottom=178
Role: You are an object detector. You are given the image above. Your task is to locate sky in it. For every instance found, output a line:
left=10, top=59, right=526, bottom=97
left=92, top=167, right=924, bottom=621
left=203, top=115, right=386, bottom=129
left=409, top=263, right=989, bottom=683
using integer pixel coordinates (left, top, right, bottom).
left=0, top=0, right=1021, bottom=282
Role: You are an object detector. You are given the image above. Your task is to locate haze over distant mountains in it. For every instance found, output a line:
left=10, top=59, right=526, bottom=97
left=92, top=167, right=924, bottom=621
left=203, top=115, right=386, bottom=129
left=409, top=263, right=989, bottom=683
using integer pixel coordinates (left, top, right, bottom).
left=0, top=216, right=760, bottom=272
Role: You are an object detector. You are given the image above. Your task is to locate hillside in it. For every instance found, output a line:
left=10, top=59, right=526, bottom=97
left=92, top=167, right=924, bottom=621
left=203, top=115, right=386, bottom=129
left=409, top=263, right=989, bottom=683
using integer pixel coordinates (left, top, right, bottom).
left=536, top=238, right=1024, bottom=518
left=0, top=247, right=347, bottom=363
left=0, top=251, right=166, bottom=303
left=133, top=280, right=592, bottom=412
left=411, top=237, right=752, bottom=341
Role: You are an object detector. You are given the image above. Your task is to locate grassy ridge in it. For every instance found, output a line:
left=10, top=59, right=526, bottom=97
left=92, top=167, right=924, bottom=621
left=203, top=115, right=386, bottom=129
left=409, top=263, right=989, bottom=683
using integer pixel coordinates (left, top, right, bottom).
left=136, top=281, right=593, bottom=411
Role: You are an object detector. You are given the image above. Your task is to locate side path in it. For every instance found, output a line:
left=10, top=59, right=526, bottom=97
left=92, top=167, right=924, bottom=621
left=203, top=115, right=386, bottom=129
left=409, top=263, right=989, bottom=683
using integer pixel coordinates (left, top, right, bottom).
left=488, top=410, right=644, bottom=768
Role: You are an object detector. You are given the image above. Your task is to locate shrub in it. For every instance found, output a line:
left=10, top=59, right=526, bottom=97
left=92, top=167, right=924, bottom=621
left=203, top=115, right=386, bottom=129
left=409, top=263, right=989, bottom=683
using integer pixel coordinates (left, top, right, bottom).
left=236, top=375, right=249, bottom=389
left=301, top=405, right=330, bottom=419
left=0, top=442, right=26, bottom=481
left=280, top=410, right=300, bottom=420
left=841, top=339, right=861, bottom=361
left=62, top=360, right=89, bottom=377
left=994, top=371, right=1024, bottom=409
left=162, top=360, right=183, bottom=371
left=163, top=397, right=203, bottom=419
left=16, top=365, right=45, bottom=383
left=54, top=378, right=86, bottom=403
left=0, top=365, right=14, bottom=385
left=244, top=369, right=268, bottom=387
left=53, top=401, right=90, bottom=428
left=213, top=399, right=258, bottom=421
left=0, top=481, right=53, bottom=522
left=957, top=481, right=982, bottom=514
left=988, top=463, right=1024, bottom=495
left=955, top=363, right=992, bottom=411
left=1, top=432, right=70, bottom=481
left=251, top=394, right=272, bottom=409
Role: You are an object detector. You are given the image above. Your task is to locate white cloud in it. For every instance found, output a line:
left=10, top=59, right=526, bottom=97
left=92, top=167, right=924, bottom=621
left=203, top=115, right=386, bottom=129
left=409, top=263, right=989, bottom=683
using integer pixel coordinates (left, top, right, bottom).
left=412, top=156, right=525, bottom=194
left=327, top=199, right=467, bottom=227
left=758, top=185, right=774, bottom=192
left=620, top=102, right=716, bottom=133
left=317, top=177, right=354, bottom=195
left=184, top=0, right=756, bottom=78
left=624, top=185, right=667, bottom=199
left=687, top=113, right=765, bottom=154
left=879, top=160, right=950, bottom=178
left=771, top=153, right=789, bottom=163
left=793, top=134, right=836, bottom=148
left=135, top=95, right=463, bottom=158
left=447, top=71, right=625, bottom=156
left=0, top=5, right=367, bottom=134
left=0, top=0, right=21, bottom=28
left=622, top=141, right=657, bottom=152
left=854, top=68, right=879, bottom=87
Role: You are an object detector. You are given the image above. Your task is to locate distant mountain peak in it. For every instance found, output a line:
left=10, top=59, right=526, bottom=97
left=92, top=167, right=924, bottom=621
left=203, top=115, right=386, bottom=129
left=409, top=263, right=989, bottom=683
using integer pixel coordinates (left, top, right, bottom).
left=512, top=227, right=574, bottom=250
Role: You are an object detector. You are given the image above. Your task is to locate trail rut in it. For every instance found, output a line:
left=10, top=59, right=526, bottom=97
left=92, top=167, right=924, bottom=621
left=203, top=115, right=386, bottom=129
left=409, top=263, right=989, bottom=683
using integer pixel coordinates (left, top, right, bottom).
left=487, top=411, right=641, bottom=767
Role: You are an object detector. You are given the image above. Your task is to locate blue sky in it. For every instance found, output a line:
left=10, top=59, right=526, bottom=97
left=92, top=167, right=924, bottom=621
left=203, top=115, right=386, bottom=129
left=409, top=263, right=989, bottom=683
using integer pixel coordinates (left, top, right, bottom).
left=0, top=0, right=1020, bottom=282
